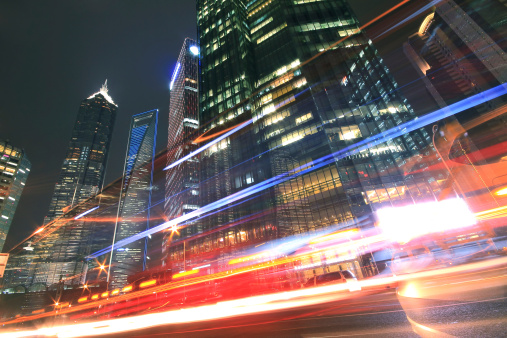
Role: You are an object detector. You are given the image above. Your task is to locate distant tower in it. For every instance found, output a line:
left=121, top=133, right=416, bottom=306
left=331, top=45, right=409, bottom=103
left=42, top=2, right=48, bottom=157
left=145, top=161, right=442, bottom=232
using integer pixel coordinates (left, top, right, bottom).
left=163, top=39, right=200, bottom=269
left=22, top=82, right=117, bottom=287
left=109, top=110, right=158, bottom=290
left=0, top=140, right=31, bottom=252
left=45, top=81, right=117, bottom=223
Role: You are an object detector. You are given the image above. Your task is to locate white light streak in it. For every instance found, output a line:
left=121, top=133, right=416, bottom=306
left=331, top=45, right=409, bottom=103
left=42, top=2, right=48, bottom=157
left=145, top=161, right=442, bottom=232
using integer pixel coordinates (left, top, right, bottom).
left=74, top=206, right=100, bottom=220
left=169, top=62, right=181, bottom=90
left=163, top=119, right=252, bottom=171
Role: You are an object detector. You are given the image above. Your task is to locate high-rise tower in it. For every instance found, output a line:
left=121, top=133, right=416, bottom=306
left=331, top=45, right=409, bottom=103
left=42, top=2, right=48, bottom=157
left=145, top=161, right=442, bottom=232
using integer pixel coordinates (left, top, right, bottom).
left=182, top=0, right=442, bottom=277
left=0, top=140, right=31, bottom=252
left=109, top=110, right=158, bottom=289
left=45, top=81, right=117, bottom=223
left=8, top=83, right=117, bottom=288
left=163, top=39, right=200, bottom=270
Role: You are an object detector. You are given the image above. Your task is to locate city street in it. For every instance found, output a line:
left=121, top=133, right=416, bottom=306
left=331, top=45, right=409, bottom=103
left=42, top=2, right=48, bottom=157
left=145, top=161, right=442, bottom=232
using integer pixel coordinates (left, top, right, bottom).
left=1, top=1, right=506, bottom=336
left=83, top=291, right=419, bottom=338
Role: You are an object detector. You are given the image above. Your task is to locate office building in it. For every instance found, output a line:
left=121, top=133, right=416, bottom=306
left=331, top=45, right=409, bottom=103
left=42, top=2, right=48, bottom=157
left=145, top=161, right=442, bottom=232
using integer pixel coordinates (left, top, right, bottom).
left=164, top=0, right=442, bottom=278
left=45, top=81, right=117, bottom=223
left=109, top=110, right=158, bottom=289
left=5, top=83, right=117, bottom=288
left=0, top=140, right=31, bottom=252
left=163, top=39, right=200, bottom=270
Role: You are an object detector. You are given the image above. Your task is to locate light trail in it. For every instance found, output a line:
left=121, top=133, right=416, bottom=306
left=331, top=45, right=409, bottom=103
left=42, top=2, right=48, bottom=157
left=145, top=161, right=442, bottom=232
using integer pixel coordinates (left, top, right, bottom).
left=193, top=121, right=250, bottom=143
left=87, top=83, right=507, bottom=259
left=73, top=206, right=99, bottom=220
left=163, top=119, right=252, bottom=171
left=475, top=205, right=507, bottom=221
left=372, top=0, right=442, bottom=40
left=1, top=257, right=506, bottom=338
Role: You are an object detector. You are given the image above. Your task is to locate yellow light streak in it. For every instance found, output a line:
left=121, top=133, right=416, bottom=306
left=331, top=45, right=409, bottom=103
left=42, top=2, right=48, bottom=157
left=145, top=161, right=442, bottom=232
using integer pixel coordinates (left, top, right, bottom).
left=310, top=229, right=359, bottom=245
left=228, top=252, right=269, bottom=265
left=139, top=280, right=157, bottom=289
left=494, top=187, right=507, bottom=196
left=173, top=269, right=199, bottom=279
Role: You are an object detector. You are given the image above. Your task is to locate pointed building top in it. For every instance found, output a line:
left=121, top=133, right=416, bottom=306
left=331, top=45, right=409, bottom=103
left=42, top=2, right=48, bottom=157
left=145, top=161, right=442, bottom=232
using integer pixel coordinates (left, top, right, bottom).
left=101, top=79, right=109, bottom=94
left=88, top=79, right=117, bottom=106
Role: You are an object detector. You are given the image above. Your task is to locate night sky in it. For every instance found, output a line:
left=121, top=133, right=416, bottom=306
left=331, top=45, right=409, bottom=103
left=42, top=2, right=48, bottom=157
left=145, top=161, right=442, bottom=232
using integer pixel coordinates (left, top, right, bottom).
left=0, top=0, right=431, bottom=250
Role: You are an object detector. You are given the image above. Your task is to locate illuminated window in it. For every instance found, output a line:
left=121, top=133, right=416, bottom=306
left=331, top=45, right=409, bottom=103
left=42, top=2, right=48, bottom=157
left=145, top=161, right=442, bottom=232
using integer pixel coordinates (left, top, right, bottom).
left=295, top=112, right=313, bottom=125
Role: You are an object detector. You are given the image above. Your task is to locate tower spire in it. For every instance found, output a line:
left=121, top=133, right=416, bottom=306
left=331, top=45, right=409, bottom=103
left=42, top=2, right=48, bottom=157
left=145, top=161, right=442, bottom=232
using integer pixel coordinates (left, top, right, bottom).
left=101, top=79, right=108, bottom=94
left=87, top=79, right=117, bottom=106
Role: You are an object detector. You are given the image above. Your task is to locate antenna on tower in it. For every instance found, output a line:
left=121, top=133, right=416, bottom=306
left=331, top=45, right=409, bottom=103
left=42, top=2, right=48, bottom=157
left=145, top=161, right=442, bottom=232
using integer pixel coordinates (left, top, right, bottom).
left=101, top=80, right=108, bottom=94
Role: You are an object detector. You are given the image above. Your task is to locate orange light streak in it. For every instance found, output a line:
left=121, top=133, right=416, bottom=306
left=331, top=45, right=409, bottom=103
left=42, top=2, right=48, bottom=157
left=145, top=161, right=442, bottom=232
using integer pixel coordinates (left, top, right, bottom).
left=139, top=279, right=157, bottom=289
left=101, top=292, right=109, bottom=298
left=474, top=205, right=507, bottom=221
left=111, top=289, right=120, bottom=296
left=91, top=294, right=99, bottom=300
left=228, top=252, right=270, bottom=265
left=122, top=285, right=133, bottom=293
left=194, top=121, right=249, bottom=144
left=77, top=297, right=88, bottom=303
left=173, top=269, right=199, bottom=279
left=493, top=187, right=507, bottom=196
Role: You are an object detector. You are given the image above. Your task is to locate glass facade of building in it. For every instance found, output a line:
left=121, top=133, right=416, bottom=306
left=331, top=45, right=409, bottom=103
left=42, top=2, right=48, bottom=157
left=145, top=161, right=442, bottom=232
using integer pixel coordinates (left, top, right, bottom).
left=163, top=39, right=201, bottom=271
left=4, top=83, right=117, bottom=288
left=45, top=82, right=117, bottom=223
left=169, top=0, right=444, bottom=278
left=0, top=140, right=31, bottom=252
left=109, top=110, right=158, bottom=290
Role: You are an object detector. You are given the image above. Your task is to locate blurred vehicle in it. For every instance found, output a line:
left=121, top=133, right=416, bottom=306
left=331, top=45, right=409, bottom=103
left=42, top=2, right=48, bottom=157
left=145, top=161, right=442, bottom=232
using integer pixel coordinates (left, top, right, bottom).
left=304, top=270, right=361, bottom=291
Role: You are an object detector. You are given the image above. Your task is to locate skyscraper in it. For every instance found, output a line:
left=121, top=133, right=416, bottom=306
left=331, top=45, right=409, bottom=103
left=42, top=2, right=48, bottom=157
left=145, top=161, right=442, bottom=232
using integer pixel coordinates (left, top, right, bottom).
left=109, top=110, right=158, bottom=289
left=5, top=83, right=117, bottom=288
left=45, top=81, right=117, bottom=223
left=175, top=0, right=442, bottom=277
left=0, top=140, right=31, bottom=252
left=163, top=39, right=200, bottom=270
